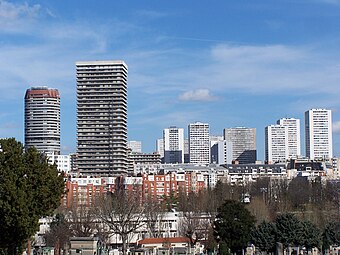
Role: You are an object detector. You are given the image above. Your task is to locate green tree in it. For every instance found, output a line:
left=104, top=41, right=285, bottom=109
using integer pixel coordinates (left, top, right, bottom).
left=322, top=222, right=340, bottom=251
left=300, top=220, right=321, bottom=251
left=0, top=138, right=65, bottom=255
left=214, top=200, right=256, bottom=254
left=275, top=213, right=304, bottom=248
left=251, top=221, right=277, bottom=254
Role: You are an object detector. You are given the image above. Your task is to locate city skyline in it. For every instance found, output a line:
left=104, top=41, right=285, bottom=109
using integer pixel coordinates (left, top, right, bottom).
left=1, top=1, right=340, bottom=160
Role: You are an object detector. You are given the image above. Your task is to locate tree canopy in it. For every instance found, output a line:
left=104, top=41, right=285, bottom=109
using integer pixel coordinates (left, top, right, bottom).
left=251, top=221, right=277, bottom=253
left=323, top=221, right=340, bottom=250
left=214, top=199, right=256, bottom=254
left=0, top=138, right=65, bottom=255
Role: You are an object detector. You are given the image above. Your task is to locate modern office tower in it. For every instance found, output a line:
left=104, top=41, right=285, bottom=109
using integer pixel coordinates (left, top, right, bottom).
left=210, top=135, right=223, bottom=163
left=24, top=87, right=60, bottom=162
left=188, top=122, right=210, bottom=164
left=277, top=118, right=301, bottom=159
left=76, top=60, right=128, bottom=176
left=163, top=126, right=184, bottom=163
left=217, top=140, right=233, bottom=165
left=305, top=109, right=333, bottom=160
left=265, top=125, right=289, bottom=163
left=223, top=127, right=256, bottom=164
left=128, top=140, right=142, bottom=153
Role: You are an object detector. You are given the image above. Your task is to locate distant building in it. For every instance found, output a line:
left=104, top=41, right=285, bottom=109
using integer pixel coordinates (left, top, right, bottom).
left=54, top=155, right=71, bottom=173
left=156, top=138, right=164, bottom=159
left=163, top=127, right=184, bottom=163
left=24, top=87, right=60, bottom=163
left=210, top=135, right=224, bottom=163
left=128, top=152, right=161, bottom=165
left=184, top=139, right=190, bottom=163
left=188, top=122, right=210, bottom=164
left=70, top=153, right=78, bottom=173
left=305, top=109, right=333, bottom=160
left=277, top=118, right=301, bottom=158
left=217, top=140, right=233, bottom=165
left=265, top=125, right=289, bottom=163
left=224, top=127, right=256, bottom=164
left=128, top=140, right=142, bottom=153
left=76, top=60, right=128, bottom=176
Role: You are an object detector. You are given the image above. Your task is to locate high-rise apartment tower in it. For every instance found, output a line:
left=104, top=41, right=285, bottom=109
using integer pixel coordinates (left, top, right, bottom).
left=76, top=60, right=128, bottom=176
left=265, top=124, right=289, bottom=163
left=223, top=127, right=256, bottom=164
left=188, top=122, right=210, bottom=164
left=305, top=109, right=333, bottom=160
left=277, top=118, right=301, bottom=159
left=24, top=87, right=60, bottom=161
left=163, top=126, right=184, bottom=163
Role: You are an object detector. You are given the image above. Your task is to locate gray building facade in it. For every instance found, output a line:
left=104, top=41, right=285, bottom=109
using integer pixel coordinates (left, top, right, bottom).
left=76, top=60, right=128, bottom=176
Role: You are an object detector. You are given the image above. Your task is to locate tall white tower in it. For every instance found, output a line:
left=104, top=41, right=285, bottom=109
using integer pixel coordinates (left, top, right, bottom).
left=265, top=124, right=289, bottom=163
left=76, top=60, right=128, bottom=176
left=163, top=127, right=184, bottom=163
left=188, top=122, right=210, bottom=164
left=277, top=118, right=301, bottom=158
left=24, top=87, right=60, bottom=162
left=305, top=109, right=333, bottom=160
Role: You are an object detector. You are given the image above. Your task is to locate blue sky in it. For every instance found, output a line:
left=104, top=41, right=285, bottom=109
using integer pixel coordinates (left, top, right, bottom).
left=1, top=0, right=340, bottom=160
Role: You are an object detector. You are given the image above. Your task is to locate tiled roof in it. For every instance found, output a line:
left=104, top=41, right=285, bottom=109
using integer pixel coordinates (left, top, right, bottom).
left=138, top=237, right=190, bottom=245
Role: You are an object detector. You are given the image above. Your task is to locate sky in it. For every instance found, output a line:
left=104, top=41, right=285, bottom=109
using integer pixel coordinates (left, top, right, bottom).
left=1, top=0, right=340, bottom=160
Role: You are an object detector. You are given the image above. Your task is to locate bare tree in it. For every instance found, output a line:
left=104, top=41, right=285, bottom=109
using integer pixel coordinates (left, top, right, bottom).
left=44, top=212, right=71, bottom=255
left=246, top=196, right=271, bottom=223
left=179, top=211, right=211, bottom=246
left=287, top=177, right=311, bottom=210
left=67, top=204, right=97, bottom=237
left=178, top=192, right=211, bottom=247
left=144, top=196, right=166, bottom=238
left=97, top=190, right=145, bottom=255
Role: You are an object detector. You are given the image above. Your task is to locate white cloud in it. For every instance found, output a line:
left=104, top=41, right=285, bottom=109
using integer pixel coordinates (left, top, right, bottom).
left=0, top=0, right=41, bottom=33
left=0, top=0, right=40, bottom=19
left=182, top=43, right=340, bottom=95
left=333, top=121, right=340, bottom=133
left=178, top=89, right=217, bottom=102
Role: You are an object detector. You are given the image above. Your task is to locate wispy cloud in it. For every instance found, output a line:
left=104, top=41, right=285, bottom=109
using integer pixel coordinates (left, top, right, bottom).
left=0, top=0, right=41, bottom=33
left=0, top=0, right=40, bottom=19
left=184, top=43, right=340, bottom=95
left=178, top=89, right=217, bottom=102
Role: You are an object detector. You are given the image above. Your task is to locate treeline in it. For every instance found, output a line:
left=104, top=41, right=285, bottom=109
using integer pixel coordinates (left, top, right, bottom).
left=45, top=176, right=340, bottom=255
left=2, top=137, right=339, bottom=255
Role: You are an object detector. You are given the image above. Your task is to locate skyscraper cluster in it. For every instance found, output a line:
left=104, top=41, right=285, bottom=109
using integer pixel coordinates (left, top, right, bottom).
left=24, top=60, right=128, bottom=176
left=157, top=124, right=257, bottom=165
left=22, top=59, right=334, bottom=178
left=265, top=110, right=332, bottom=163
